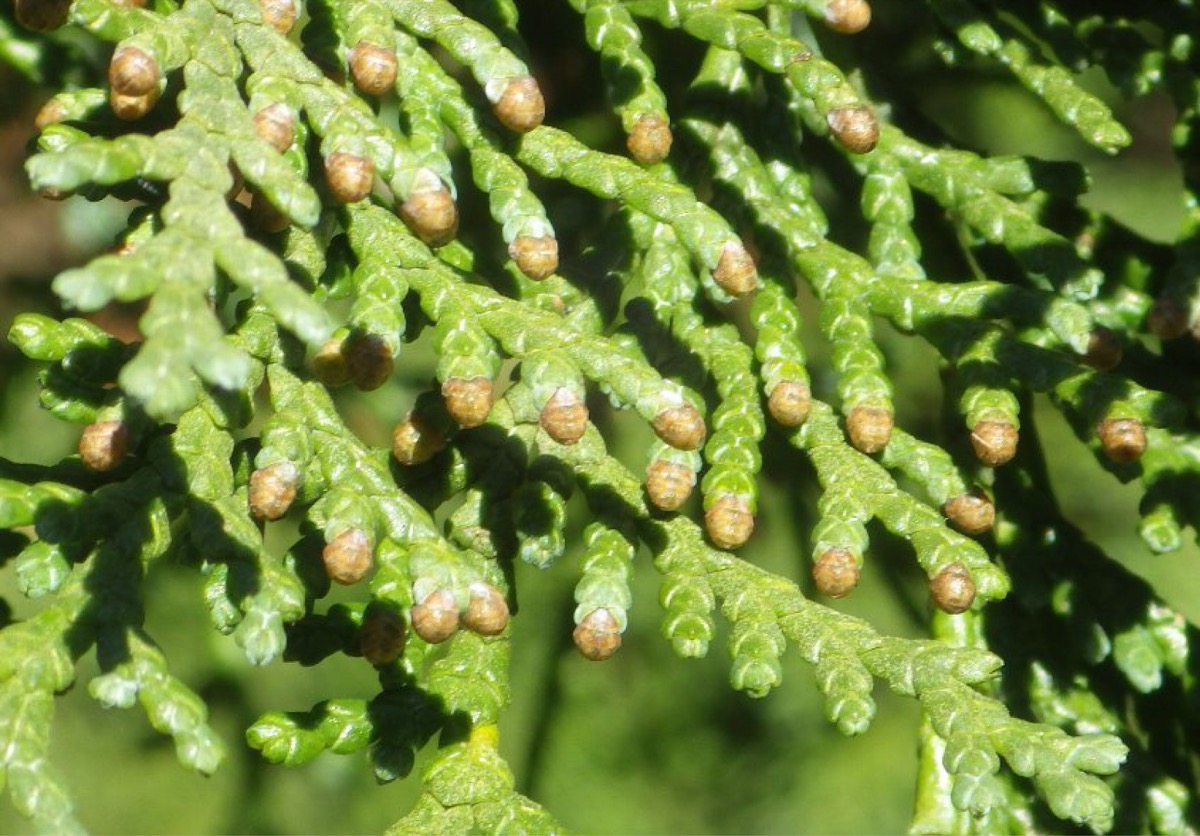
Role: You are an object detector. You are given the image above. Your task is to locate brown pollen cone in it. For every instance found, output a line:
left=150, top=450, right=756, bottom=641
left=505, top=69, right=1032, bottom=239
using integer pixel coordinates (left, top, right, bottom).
left=254, top=103, right=296, bottom=152
left=1098, top=418, right=1147, bottom=464
left=462, top=583, right=509, bottom=636
left=846, top=405, right=892, bottom=454
left=109, top=46, right=160, bottom=97
left=442, top=377, right=494, bottom=428
left=348, top=41, right=398, bottom=97
left=15, top=0, right=72, bottom=31
left=930, top=562, right=976, bottom=614
left=400, top=186, right=459, bottom=247
left=359, top=606, right=406, bottom=666
left=970, top=420, right=1018, bottom=467
left=573, top=608, right=622, bottom=661
left=259, top=0, right=297, bottom=34
left=1082, top=327, right=1122, bottom=371
left=712, top=241, right=758, bottom=296
left=493, top=75, right=545, bottom=133
left=705, top=495, right=755, bottom=550
left=626, top=114, right=673, bottom=165
left=345, top=334, right=394, bottom=391
left=509, top=235, right=559, bottom=280
left=80, top=421, right=130, bottom=472
left=813, top=548, right=860, bottom=598
left=824, top=0, right=871, bottom=33
left=645, top=459, right=696, bottom=512
left=411, top=588, right=460, bottom=644
left=322, top=529, right=373, bottom=585
left=325, top=152, right=375, bottom=204
left=827, top=105, right=879, bottom=154
left=248, top=461, right=299, bottom=521
left=539, top=388, right=589, bottom=445
left=767, top=381, right=812, bottom=427
left=943, top=489, right=995, bottom=536
left=651, top=404, right=706, bottom=450
left=391, top=413, right=446, bottom=466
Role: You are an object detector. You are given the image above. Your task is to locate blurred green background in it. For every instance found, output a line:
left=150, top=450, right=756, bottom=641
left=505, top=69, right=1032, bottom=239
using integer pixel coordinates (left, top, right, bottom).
left=2, top=6, right=1199, bottom=834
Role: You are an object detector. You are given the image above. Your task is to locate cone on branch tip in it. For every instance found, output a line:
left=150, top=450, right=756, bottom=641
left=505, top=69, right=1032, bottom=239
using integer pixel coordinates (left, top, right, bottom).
left=846, top=405, right=892, bottom=454
left=462, top=583, right=509, bottom=636
left=442, top=377, right=494, bottom=428
left=348, top=41, right=398, bottom=97
left=324, top=152, right=375, bottom=204
left=627, top=114, right=673, bottom=165
left=259, top=0, right=297, bottom=34
left=79, top=421, right=129, bottom=472
left=248, top=461, right=299, bottom=521
left=813, top=547, right=860, bottom=598
left=574, top=608, right=622, bottom=661
left=1098, top=418, right=1147, bottom=464
left=359, top=605, right=406, bottom=666
left=493, top=75, right=545, bottom=133
left=970, top=419, right=1018, bottom=467
left=322, top=529, right=373, bottom=585
left=391, top=413, right=446, bottom=466
left=400, top=182, right=459, bottom=247
left=539, top=388, right=589, bottom=445
left=645, top=459, right=697, bottom=511
left=411, top=588, right=460, bottom=644
left=767, top=381, right=812, bottom=427
left=712, top=241, right=758, bottom=297
left=254, top=104, right=297, bottom=153
left=824, top=0, right=872, bottom=33
left=943, top=489, right=995, bottom=536
left=930, top=562, right=976, bottom=614
left=705, top=495, right=755, bottom=550
left=345, top=334, right=394, bottom=391
left=827, top=105, right=879, bottom=153
left=509, top=235, right=560, bottom=280
left=651, top=403, right=706, bottom=450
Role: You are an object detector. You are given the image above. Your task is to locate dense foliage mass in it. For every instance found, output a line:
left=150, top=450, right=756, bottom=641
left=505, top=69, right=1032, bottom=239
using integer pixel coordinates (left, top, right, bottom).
left=0, top=0, right=1198, bottom=832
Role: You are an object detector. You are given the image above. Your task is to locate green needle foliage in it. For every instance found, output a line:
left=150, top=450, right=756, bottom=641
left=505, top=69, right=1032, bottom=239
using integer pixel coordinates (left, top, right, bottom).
left=0, top=0, right=1197, bottom=832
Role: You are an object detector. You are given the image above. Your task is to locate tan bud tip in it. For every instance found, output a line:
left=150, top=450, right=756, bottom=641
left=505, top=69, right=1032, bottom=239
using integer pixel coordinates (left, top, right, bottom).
left=109, top=46, right=160, bottom=97
left=767, top=381, right=812, bottom=427
left=15, top=0, right=72, bottom=31
left=824, top=0, right=871, bottom=33
left=493, top=75, right=545, bottom=133
left=254, top=103, right=296, bottom=153
left=846, top=405, right=892, bottom=454
left=400, top=186, right=459, bottom=248
left=34, top=97, right=68, bottom=130
left=651, top=403, right=707, bottom=451
left=509, top=235, right=559, bottom=280
left=259, top=0, right=297, bottom=34
left=930, top=562, right=976, bottom=614
left=626, top=113, right=673, bottom=165
left=345, top=334, right=393, bottom=391
left=1083, top=326, right=1122, bottom=371
left=324, top=151, right=375, bottom=204
left=249, top=192, right=289, bottom=233
left=411, top=588, right=460, bottom=644
left=348, top=41, right=398, bottom=97
left=573, top=608, right=622, bottom=661
left=1147, top=297, right=1189, bottom=339
left=712, top=241, right=758, bottom=296
left=109, top=89, right=159, bottom=121
left=312, top=337, right=351, bottom=386
left=391, top=413, right=446, bottom=466
left=970, top=420, right=1018, bottom=467
left=943, top=489, right=995, bottom=536
left=322, top=528, right=373, bottom=585
left=1098, top=417, right=1147, bottom=464
left=359, top=606, right=406, bottom=666
left=645, top=459, right=697, bottom=512
left=462, top=582, right=509, bottom=636
left=248, top=461, right=299, bottom=521
left=705, top=494, right=755, bottom=550
left=827, top=105, right=879, bottom=154
left=813, top=548, right=860, bottom=598
left=539, top=388, right=589, bottom=445
left=79, top=421, right=129, bottom=472
left=442, top=376, right=494, bottom=429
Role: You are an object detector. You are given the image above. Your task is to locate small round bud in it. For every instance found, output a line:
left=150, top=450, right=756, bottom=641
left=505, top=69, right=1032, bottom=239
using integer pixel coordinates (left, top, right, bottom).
left=110, top=89, right=159, bottom=121
left=767, top=381, right=811, bottom=427
left=442, top=377, right=494, bottom=428
left=411, top=588, right=460, bottom=644
left=462, top=583, right=509, bottom=636
left=324, top=152, right=375, bottom=204
left=15, top=0, right=72, bottom=31
left=359, top=605, right=406, bottom=666
left=824, top=0, right=871, bottom=33
left=493, top=75, right=545, bottom=133
left=348, top=41, right=398, bottom=97
left=645, top=459, right=696, bottom=512
left=1082, top=327, right=1122, bottom=371
left=391, top=413, right=446, bottom=466
left=249, top=192, right=289, bottom=233
left=254, top=103, right=296, bottom=153
left=1097, top=417, right=1147, bottom=464
left=322, top=529, right=373, bottom=585
left=35, top=97, right=69, bottom=130
left=259, top=0, right=297, bottom=34
left=970, top=420, right=1018, bottom=467
left=943, top=489, right=995, bottom=536
left=248, top=461, right=299, bottom=521
left=930, top=562, right=976, bottom=614
left=400, top=185, right=459, bottom=247
left=79, top=421, right=129, bottom=472
left=312, top=337, right=351, bottom=386
left=827, top=105, right=879, bottom=154
left=651, top=404, right=706, bottom=451
left=509, top=235, right=559, bottom=280
left=346, top=334, right=393, bottom=391
left=1147, top=297, right=1189, bottom=339
left=539, top=388, right=588, bottom=445
left=812, top=548, right=860, bottom=598
left=846, top=405, right=892, bottom=454
left=626, top=113, right=673, bottom=165
left=573, top=608, right=622, bottom=661
left=705, top=494, right=755, bottom=550
left=109, top=46, right=160, bottom=98
left=712, top=241, right=758, bottom=297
